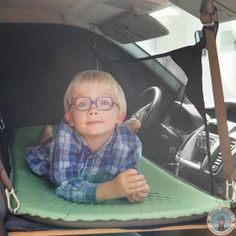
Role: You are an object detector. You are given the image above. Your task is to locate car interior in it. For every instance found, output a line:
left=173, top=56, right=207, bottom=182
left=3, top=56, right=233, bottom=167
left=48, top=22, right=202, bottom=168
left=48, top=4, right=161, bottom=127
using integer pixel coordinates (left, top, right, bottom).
left=0, top=0, right=236, bottom=235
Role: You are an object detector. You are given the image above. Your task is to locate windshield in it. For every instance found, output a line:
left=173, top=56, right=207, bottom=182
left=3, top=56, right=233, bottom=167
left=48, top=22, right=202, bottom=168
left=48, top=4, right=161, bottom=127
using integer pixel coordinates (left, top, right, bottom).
left=137, top=5, right=236, bottom=107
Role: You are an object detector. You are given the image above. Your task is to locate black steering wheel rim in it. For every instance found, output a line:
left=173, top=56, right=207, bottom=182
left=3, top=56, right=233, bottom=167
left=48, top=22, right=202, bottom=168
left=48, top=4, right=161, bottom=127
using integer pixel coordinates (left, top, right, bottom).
left=131, top=86, right=162, bottom=139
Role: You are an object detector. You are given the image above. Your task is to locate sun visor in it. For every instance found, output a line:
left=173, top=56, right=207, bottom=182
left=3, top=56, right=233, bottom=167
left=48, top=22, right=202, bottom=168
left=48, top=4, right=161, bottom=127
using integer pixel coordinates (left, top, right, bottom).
left=99, top=12, right=169, bottom=44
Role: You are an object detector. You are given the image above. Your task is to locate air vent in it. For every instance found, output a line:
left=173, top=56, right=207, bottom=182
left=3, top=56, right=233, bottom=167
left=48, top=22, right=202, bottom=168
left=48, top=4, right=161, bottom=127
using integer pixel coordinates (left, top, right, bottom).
left=212, top=140, right=236, bottom=175
left=212, top=152, right=222, bottom=175
left=196, top=131, right=217, bottom=154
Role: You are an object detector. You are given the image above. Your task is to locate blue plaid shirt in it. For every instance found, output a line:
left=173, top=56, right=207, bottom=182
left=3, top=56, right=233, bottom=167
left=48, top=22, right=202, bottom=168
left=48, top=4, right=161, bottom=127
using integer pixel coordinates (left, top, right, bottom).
left=26, top=120, right=142, bottom=203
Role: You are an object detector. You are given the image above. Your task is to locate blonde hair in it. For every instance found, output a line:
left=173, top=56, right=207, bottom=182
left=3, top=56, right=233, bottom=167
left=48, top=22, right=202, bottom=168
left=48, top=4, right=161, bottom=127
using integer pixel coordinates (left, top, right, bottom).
left=64, top=70, right=127, bottom=115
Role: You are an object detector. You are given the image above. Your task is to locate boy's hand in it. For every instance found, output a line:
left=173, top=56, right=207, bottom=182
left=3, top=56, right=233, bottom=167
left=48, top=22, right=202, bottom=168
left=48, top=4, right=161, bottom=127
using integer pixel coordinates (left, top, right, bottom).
left=96, top=169, right=148, bottom=201
left=127, top=183, right=149, bottom=203
left=110, top=169, right=147, bottom=199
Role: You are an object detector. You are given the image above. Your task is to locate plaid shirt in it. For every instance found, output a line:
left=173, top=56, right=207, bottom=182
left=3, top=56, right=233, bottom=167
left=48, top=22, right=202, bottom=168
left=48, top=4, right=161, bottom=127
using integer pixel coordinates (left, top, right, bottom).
left=26, top=120, right=142, bottom=203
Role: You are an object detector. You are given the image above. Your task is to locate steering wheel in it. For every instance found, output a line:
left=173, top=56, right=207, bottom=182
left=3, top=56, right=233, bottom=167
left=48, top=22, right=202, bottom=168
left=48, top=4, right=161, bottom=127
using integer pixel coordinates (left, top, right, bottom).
left=131, top=86, right=162, bottom=138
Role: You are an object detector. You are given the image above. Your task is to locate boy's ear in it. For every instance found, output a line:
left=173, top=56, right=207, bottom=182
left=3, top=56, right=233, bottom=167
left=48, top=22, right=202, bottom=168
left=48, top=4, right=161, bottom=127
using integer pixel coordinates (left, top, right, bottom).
left=117, top=112, right=126, bottom=125
left=65, top=112, right=74, bottom=127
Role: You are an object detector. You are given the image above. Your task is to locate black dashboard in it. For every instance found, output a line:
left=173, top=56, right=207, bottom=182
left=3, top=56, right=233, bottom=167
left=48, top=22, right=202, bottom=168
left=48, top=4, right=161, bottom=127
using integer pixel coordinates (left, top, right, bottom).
left=162, top=101, right=203, bottom=140
left=160, top=100, right=236, bottom=198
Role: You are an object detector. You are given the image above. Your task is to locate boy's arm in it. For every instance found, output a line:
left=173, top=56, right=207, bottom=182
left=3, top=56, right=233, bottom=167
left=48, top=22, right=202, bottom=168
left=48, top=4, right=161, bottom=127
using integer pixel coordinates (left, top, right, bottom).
left=54, top=178, right=97, bottom=203
left=118, top=133, right=149, bottom=202
left=96, top=169, right=148, bottom=201
left=54, top=169, right=147, bottom=203
left=26, top=138, right=53, bottom=177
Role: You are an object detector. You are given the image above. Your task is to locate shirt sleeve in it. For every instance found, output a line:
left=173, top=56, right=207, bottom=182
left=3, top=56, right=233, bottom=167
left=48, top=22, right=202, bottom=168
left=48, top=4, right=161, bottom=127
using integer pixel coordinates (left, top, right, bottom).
left=26, top=137, right=53, bottom=177
left=126, top=139, right=142, bottom=171
left=50, top=122, right=98, bottom=203
left=119, top=136, right=142, bottom=173
left=54, top=177, right=97, bottom=203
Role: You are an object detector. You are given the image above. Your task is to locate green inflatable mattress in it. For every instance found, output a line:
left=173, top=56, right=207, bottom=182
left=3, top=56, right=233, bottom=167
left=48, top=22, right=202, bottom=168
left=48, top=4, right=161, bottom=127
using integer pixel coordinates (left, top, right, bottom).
left=8, top=126, right=230, bottom=228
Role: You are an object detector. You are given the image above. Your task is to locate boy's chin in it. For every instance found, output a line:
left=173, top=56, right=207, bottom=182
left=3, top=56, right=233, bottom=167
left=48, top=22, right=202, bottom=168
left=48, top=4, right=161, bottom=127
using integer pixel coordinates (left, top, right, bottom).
left=83, top=128, right=113, bottom=137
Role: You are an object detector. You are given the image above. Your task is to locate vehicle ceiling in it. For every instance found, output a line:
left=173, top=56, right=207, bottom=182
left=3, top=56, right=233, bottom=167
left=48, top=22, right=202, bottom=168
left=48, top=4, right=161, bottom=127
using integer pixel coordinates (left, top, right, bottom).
left=0, top=0, right=235, bottom=43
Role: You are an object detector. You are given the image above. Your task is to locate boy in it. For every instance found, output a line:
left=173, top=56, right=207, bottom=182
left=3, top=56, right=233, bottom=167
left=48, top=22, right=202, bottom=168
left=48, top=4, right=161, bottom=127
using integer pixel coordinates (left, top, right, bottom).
left=26, top=70, right=149, bottom=203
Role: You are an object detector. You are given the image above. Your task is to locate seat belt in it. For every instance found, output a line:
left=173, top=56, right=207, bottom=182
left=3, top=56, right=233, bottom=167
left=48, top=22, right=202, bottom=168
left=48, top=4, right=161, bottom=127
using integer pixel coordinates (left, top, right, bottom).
left=200, top=0, right=235, bottom=201
left=0, top=115, right=20, bottom=214
left=0, top=159, right=20, bottom=214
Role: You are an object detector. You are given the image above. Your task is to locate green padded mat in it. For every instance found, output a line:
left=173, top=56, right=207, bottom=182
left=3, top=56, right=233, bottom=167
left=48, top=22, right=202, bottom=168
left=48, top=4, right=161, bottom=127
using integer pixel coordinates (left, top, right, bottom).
left=9, top=126, right=230, bottom=228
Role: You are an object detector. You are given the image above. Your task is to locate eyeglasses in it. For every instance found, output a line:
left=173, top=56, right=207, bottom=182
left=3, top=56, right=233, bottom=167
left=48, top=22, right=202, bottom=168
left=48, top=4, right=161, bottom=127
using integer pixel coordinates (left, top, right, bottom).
left=69, top=96, right=119, bottom=111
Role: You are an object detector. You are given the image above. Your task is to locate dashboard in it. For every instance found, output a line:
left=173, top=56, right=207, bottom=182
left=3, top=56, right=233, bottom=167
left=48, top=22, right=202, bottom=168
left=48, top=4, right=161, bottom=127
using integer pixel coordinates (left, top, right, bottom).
left=159, top=100, right=236, bottom=198
left=162, top=101, right=203, bottom=138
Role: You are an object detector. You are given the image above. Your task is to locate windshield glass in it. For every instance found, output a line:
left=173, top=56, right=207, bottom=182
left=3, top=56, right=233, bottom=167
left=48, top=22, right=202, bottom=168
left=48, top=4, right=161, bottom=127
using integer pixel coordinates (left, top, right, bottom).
left=137, top=5, right=236, bottom=107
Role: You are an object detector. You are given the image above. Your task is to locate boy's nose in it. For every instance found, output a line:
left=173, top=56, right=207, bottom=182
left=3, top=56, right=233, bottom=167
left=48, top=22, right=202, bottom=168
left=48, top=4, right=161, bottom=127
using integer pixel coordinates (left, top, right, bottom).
left=88, top=103, right=98, bottom=115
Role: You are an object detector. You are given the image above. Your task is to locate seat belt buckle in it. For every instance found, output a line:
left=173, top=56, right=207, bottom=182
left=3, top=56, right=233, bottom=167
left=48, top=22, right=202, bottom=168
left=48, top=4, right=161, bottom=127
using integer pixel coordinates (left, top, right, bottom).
left=225, top=179, right=236, bottom=201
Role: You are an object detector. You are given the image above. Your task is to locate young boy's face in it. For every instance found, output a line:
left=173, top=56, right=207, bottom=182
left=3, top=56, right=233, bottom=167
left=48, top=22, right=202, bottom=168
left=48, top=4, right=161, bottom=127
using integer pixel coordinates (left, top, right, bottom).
left=65, top=81, right=125, bottom=141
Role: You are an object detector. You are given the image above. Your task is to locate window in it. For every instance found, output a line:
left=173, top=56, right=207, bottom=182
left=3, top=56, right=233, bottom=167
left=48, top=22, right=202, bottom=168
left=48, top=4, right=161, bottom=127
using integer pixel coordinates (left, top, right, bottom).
left=137, top=5, right=236, bottom=107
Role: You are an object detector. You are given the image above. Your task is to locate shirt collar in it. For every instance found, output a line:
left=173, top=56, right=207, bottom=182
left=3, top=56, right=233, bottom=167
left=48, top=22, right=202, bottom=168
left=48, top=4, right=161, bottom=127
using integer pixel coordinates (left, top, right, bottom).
left=71, top=125, right=118, bottom=155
